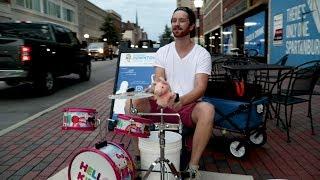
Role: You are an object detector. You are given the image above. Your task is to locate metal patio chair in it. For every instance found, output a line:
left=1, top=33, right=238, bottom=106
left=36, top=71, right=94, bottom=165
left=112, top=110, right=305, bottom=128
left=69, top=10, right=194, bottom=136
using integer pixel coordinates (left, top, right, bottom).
left=268, top=60, right=320, bottom=142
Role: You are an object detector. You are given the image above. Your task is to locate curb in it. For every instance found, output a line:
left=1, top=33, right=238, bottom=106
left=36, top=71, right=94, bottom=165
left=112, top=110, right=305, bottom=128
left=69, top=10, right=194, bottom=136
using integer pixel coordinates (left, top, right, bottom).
left=0, top=78, right=114, bottom=137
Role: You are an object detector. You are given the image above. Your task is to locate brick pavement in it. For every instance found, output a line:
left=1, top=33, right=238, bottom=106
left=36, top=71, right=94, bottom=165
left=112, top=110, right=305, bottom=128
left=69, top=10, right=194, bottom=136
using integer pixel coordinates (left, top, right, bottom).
left=0, top=79, right=319, bottom=180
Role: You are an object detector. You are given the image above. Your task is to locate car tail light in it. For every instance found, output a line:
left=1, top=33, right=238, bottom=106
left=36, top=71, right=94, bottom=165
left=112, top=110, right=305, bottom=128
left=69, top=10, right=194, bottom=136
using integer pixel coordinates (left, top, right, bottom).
left=21, top=46, right=32, bottom=61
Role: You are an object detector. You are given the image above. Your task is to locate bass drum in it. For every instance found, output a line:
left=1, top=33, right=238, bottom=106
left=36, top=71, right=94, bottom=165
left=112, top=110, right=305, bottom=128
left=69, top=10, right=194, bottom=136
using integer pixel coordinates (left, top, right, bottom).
left=68, top=142, right=135, bottom=180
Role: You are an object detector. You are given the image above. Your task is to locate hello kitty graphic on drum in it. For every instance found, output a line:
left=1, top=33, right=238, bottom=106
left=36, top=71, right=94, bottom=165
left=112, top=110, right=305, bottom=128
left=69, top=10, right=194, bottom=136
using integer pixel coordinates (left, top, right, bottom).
left=68, top=142, right=135, bottom=180
left=62, top=108, right=99, bottom=131
left=114, top=114, right=154, bottom=138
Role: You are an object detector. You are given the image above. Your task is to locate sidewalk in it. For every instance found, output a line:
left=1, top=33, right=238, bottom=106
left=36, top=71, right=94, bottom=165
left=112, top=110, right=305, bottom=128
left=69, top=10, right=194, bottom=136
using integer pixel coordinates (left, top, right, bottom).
left=0, top=79, right=319, bottom=179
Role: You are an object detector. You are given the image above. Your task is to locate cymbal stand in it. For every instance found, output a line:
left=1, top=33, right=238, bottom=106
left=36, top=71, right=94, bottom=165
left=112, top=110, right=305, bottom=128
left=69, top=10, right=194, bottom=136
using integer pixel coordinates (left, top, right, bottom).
left=129, top=99, right=138, bottom=114
left=137, top=108, right=182, bottom=180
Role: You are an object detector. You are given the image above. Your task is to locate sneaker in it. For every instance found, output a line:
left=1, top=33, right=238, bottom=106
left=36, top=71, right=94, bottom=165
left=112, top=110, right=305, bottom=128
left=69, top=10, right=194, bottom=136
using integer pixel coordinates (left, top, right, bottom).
left=183, top=165, right=200, bottom=180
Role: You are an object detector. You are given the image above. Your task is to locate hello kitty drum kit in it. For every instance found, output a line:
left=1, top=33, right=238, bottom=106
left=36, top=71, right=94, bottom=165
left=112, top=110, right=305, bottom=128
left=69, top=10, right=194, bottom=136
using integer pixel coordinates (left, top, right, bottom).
left=65, top=91, right=183, bottom=180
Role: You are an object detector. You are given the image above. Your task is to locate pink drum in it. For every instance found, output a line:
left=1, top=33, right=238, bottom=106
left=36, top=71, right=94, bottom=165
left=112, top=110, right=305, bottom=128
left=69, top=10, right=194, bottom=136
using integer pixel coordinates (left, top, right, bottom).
left=62, top=108, right=98, bottom=131
left=68, top=142, right=135, bottom=180
left=114, top=114, right=154, bottom=138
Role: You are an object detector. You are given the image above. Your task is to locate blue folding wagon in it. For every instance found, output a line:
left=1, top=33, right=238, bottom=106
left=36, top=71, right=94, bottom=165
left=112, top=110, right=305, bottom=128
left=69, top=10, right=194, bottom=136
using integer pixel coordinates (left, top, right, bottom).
left=203, top=95, right=269, bottom=158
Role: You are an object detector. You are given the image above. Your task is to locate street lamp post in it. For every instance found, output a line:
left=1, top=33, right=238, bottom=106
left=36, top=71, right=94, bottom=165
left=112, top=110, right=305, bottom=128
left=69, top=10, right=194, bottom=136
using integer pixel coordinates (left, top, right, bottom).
left=194, top=0, right=203, bottom=45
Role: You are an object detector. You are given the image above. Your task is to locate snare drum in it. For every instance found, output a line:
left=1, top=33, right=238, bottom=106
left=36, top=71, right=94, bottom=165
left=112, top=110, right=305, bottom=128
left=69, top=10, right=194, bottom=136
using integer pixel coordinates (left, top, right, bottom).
left=68, top=142, right=135, bottom=180
left=62, top=108, right=98, bottom=131
left=114, top=114, right=154, bottom=138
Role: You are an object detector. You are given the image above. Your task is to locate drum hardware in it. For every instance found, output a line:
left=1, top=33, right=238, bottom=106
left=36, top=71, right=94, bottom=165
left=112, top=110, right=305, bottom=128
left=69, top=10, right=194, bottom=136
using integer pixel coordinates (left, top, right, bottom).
left=139, top=112, right=183, bottom=134
left=129, top=99, right=138, bottom=114
left=95, top=140, right=108, bottom=149
left=109, top=91, right=183, bottom=179
left=108, top=92, right=154, bottom=100
left=108, top=90, right=153, bottom=114
left=95, top=118, right=119, bottom=150
left=138, top=109, right=182, bottom=180
left=152, top=123, right=181, bottom=131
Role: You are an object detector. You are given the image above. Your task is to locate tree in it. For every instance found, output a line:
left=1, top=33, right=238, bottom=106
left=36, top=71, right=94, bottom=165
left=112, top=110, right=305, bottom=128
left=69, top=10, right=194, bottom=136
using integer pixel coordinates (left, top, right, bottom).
left=159, top=24, right=174, bottom=46
left=100, top=15, right=121, bottom=45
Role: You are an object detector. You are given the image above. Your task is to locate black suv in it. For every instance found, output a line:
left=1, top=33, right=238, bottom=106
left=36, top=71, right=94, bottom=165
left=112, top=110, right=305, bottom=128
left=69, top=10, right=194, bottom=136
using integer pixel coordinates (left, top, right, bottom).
left=0, top=22, right=91, bottom=94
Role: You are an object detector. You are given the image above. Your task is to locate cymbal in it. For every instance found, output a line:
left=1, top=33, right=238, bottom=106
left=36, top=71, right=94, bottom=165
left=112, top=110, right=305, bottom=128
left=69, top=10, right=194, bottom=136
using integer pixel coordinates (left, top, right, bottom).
left=108, top=92, right=154, bottom=99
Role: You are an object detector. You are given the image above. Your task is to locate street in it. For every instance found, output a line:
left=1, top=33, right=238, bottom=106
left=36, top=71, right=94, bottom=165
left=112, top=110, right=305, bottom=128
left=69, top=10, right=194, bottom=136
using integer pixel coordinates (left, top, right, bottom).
left=0, top=59, right=117, bottom=131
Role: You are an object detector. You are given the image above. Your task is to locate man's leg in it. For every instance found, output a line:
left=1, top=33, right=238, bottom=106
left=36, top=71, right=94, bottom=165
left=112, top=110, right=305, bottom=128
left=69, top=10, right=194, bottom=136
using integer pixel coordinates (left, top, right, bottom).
left=189, top=102, right=215, bottom=166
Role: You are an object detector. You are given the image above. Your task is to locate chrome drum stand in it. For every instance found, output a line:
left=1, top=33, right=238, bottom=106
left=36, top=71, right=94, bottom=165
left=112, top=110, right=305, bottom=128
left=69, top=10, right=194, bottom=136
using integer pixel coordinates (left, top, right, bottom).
left=109, top=92, right=183, bottom=180
left=140, top=109, right=182, bottom=180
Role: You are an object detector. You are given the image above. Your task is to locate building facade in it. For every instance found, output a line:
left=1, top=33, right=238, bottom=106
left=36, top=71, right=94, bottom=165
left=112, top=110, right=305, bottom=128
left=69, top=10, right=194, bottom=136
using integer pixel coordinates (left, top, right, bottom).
left=0, top=0, right=12, bottom=21
left=1, top=0, right=79, bottom=33
left=203, top=0, right=268, bottom=62
left=203, top=0, right=320, bottom=65
left=0, top=0, right=123, bottom=43
left=122, top=20, right=148, bottom=47
left=177, top=0, right=195, bottom=9
left=106, top=9, right=121, bottom=37
left=77, top=0, right=106, bottom=42
left=203, top=0, right=222, bottom=54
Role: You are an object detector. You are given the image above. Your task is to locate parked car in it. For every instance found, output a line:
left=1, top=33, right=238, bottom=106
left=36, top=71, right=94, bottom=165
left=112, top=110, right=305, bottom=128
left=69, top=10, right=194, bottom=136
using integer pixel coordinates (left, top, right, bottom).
left=138, top=40, right=154, bottom=48
left=0, top=21, right=91, bottom=95
left=87, top=42, right=113, bottom=60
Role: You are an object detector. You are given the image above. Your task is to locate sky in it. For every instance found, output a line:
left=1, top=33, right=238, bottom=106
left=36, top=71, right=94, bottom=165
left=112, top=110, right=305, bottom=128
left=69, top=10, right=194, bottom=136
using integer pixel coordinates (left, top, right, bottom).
left=88, top=0, right=177, bottom=41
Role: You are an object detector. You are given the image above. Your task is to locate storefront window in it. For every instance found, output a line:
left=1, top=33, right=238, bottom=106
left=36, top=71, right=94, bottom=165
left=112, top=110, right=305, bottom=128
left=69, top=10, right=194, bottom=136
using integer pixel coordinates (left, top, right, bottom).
left=16, top=0, right=25, bottom=6
left=43, top=0, right=47, bottom=13
left=244, top=11, right=266, bottom=57
left=222, top=26, right=234, bottom=54
left=33, top=0, right=40, bottom=12
left=15, top=0, right=41, bottom=12
left=25, top=0, right=32, bottom=9
left=43, top=0, right=61, bottom=18
left=209, top=30, right=221, bottom=55
left=63, top=8, right=75, bottom=22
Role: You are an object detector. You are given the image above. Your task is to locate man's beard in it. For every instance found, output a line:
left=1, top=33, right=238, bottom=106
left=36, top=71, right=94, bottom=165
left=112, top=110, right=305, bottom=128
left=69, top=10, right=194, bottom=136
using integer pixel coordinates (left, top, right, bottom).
left=173, top=28, right=190, bottom=38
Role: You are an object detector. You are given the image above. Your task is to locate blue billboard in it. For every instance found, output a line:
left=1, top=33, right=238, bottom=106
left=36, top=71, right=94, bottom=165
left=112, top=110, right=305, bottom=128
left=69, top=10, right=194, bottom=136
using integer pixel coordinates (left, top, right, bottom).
left=244, top=11, right=266, bottom=57
left=269, top=0, right=320, bottom=65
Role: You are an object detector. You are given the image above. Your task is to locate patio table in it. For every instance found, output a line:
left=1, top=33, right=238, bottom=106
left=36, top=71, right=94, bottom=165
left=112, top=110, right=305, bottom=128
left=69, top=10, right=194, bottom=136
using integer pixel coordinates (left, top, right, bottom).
left=222, top=63, right=293, bottom=82
left=222, top=63, right=293, bottom=71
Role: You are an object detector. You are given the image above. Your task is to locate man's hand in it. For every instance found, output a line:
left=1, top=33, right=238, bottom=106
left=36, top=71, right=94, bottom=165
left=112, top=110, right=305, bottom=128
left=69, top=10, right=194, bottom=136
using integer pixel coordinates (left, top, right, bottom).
left=145, top=76, right=167, bottom=94
left=171, top=101, right=183, bottom=112
left=168, top=93, right=183, bottom=111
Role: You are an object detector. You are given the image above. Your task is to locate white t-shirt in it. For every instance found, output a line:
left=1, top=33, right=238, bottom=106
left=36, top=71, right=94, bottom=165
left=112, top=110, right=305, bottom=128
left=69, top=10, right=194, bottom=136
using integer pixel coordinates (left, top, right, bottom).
left=154, top=42, right=212, bottom=96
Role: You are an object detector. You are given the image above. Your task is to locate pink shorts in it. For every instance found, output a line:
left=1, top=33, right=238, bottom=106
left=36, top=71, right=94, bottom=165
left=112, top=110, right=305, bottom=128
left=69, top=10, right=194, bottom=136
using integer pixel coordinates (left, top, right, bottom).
left=144, top=99, right=197, bottom=128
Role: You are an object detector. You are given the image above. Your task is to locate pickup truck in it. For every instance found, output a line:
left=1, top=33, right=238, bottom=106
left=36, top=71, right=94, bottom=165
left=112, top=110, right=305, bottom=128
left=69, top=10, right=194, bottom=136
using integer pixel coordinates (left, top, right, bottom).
left=0, top=22, right=91, bottom=95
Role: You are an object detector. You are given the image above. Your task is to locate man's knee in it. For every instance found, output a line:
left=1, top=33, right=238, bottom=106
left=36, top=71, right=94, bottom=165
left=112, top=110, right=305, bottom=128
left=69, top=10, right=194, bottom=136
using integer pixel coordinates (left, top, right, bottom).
left=192, top=102, right=215, bottom=124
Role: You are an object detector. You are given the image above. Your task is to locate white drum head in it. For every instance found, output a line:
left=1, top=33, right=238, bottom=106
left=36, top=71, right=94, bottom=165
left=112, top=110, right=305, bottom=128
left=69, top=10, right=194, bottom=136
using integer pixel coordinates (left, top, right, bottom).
left=68, top=149, right=119, bottom=180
